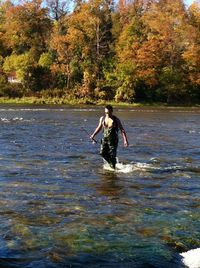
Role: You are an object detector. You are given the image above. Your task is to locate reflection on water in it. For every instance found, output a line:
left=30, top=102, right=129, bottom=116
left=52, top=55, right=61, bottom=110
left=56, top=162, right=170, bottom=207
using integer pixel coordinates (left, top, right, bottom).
left=97, top=172, right=124, bottom=197
left=0, top=105, right=200, bottom=267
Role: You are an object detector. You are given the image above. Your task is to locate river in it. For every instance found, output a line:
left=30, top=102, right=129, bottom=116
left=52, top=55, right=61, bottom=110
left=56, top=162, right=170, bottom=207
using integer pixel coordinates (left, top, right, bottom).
left=0, top=105, right=200, bottom=267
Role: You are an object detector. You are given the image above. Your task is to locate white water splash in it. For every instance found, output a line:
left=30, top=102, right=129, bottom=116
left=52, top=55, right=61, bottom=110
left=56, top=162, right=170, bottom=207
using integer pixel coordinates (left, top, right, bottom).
left=13, top=117, right=23, bottom=121
left=1, top=118, right=10, bottom=122
left=103, top=163, right=116, bottom=171
left=103, top=159, right=184, bottom=174
left=1, top=117, right=35, bottom=123
left=1, top=117, right=23, bottom=122
left=180, top=248, right=200, bottom=268
left=102, top=158, right=133, bottom=173
left=115, top=162, right=135, bottom=173
left=103, top=159, right=154, bottom=173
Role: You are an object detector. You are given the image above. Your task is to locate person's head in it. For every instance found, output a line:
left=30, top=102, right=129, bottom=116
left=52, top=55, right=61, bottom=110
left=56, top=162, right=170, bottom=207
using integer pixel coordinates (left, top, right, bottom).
left=105, top=105, right=113, bottom=116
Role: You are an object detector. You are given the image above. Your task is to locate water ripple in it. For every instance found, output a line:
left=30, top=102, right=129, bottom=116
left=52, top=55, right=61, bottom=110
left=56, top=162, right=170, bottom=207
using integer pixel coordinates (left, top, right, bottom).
left=0, top=105, right=200, bottom=267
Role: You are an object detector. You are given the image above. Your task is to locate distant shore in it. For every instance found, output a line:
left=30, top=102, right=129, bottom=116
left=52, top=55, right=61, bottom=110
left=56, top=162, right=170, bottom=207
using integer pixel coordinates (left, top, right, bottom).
left=0, top=97, right=200, bottom=108
left=0, top=96, right=145, bottom=106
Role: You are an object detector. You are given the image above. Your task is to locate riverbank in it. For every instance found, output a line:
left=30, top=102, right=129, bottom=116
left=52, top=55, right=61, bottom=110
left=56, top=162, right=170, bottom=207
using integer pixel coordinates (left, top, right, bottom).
left=0, top=96, right=199, bottom=108
left=0, top=96, right=150, bottom=107
left=0, top=96, right=132, bottom=106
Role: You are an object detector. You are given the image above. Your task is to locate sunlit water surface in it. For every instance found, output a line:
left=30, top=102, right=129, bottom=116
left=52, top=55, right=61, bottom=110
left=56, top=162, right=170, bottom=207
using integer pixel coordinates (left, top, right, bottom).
left=0, top=105, right=200, bottom=268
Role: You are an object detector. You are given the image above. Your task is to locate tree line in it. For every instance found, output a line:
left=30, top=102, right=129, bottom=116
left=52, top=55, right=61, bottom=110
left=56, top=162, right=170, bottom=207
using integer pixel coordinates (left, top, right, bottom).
left=0, top=0, right=199, bottom=104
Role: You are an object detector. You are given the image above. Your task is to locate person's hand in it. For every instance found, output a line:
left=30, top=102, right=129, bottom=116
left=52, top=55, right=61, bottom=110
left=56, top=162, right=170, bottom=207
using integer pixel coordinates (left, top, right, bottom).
left=90, top=134, right=97, bottom=144
left=124, top=141, right=129, bottom=147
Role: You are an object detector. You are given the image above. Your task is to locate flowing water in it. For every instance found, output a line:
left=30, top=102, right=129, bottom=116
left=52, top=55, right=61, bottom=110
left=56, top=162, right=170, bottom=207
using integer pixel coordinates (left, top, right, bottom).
left=0, top=105, right=200, bottom=268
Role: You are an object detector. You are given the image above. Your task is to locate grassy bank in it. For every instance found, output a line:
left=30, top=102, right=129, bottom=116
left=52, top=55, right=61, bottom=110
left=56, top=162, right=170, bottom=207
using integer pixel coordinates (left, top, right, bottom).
left=0, top=96, right=141, bottom=107
left=0, top=96, right=199, bottom=109
left=0, top=96, right=89, bottom=105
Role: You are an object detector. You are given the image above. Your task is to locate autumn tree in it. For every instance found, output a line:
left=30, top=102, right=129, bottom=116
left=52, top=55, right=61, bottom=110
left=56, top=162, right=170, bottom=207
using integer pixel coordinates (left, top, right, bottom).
left=4, top=0, right=52, bottom=56
left=3, top=0, right=52, bottom=91
left=0, top=1, right=13, bottom=95
left=182, top=2, right=200, bottom=101
left=140, top=0, right=191, bottom=103
left=111, top=0, right=148, bottom=102
left=0, top=0, right=13, bottom=57
left=113, top=0, right=197, bottom=103
left=0, top=0, right=199, bottom=103
left=50, top=0, right=114, bottom=98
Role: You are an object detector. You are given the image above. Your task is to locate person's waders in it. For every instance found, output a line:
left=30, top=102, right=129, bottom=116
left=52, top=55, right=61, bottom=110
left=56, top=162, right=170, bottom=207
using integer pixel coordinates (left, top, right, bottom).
left=100, top=117, right=118, bottom=169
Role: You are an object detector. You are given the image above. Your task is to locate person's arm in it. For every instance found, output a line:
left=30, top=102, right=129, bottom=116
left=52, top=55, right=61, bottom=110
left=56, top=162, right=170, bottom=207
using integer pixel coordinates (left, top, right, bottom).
left=116, top=118, right=129, bottom=147
left=90, top=116, right=103, bottom=140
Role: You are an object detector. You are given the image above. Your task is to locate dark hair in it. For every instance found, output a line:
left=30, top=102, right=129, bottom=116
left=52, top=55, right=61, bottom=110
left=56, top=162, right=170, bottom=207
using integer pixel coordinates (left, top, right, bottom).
left=105, top=105, right=113, bottom=112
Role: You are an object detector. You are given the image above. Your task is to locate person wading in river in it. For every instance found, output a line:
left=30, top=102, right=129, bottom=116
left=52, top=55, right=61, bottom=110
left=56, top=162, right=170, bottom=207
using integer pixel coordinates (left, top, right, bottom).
left=90, top=105, right=129, bottom=169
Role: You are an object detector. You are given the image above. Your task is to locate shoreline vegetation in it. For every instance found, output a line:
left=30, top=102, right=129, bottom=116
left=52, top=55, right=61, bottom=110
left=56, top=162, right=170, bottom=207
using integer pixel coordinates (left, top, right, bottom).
left=0, top=1, right=200, bottom=106
left=0, top=96, right=200, bottom=108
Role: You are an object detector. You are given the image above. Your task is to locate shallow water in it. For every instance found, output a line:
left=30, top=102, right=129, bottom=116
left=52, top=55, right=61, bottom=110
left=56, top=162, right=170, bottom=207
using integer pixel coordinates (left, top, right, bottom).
left=0, top=104, right=200, bottom=267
